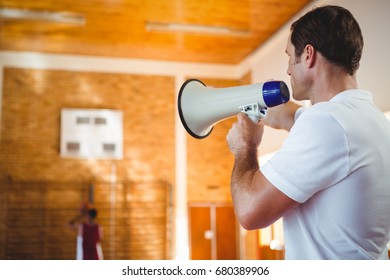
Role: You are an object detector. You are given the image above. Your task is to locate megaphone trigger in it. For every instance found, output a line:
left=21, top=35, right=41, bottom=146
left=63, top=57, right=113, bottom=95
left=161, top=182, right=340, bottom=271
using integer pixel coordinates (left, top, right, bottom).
left=238, top=103, right=267, bottom=122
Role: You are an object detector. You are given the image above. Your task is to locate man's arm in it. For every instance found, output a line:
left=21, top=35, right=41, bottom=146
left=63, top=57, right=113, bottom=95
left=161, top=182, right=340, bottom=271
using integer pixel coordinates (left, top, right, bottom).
left=263, top=101, right=301, bottom=131
left=227, top=113, right=299, bottom=230
left=68, top=214, right=83, bottom=230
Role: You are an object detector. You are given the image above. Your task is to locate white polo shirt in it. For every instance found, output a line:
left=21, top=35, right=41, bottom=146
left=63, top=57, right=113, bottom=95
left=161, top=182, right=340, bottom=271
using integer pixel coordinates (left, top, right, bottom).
left=261, top=90, right=390, bottom=259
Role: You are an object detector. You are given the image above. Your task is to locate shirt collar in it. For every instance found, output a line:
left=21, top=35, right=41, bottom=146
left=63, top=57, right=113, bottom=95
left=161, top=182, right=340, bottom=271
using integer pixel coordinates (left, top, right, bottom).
left=330, top=89, right=373, bottom=103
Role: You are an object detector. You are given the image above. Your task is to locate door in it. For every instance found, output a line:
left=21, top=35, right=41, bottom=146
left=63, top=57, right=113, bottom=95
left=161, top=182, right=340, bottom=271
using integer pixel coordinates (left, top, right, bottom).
left=189, top=204, right=238, bottom=260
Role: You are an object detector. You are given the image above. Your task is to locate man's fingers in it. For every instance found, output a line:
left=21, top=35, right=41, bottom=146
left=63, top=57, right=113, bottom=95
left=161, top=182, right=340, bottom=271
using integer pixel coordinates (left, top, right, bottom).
left=237, top=112, right=249, bottom=123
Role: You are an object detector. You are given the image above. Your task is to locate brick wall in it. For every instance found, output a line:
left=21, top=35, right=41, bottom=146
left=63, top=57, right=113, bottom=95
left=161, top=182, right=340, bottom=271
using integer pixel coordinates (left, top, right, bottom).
left=0, top=67, right=251, bottom=259
left=0, top=67, right=175, bottom=183
left=0, top=67, right=175, bottom=259
left=0, top=181, right=172, bottom=260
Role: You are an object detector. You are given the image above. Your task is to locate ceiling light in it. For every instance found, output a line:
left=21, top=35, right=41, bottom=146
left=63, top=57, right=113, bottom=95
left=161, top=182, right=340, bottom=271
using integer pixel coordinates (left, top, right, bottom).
left=0, top=7, right=86, bottom=25
left=146, top=21, right=249, bottom=37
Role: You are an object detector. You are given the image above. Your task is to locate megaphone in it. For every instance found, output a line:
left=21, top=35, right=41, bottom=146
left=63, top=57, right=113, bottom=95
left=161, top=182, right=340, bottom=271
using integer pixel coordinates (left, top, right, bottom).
left=178, top=79, right=290, bottom=139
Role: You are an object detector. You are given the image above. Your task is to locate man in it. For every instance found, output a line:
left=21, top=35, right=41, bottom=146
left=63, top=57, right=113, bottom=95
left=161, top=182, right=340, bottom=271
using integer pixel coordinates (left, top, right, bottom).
left=69, top=206, right=104, bottom=260
left=226, top=5, right=390, bottom=259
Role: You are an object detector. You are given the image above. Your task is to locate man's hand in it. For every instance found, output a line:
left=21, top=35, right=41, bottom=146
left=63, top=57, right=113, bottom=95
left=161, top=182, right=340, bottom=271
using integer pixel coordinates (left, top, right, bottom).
left=226, top=112, right=299, bottom=230
left=226, top=112, right=264, bottom=155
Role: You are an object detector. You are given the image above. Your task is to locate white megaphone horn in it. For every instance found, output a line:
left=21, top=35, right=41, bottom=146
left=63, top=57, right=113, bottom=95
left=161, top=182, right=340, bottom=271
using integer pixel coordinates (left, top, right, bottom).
left=178, top=79, right=290, bottom=139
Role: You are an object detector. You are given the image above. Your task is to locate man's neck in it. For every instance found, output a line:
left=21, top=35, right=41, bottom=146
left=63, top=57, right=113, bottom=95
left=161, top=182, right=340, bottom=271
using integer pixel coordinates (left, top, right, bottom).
left=310, top=59, right=358, bottom=104
left=309, top=53, right=358, bottom=104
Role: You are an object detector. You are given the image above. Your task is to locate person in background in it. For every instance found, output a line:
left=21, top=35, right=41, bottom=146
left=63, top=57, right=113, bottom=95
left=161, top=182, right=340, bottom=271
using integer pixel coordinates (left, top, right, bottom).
left=69, top=206, right=104, bottom=260
left=226, top=5, right=390, bottom=259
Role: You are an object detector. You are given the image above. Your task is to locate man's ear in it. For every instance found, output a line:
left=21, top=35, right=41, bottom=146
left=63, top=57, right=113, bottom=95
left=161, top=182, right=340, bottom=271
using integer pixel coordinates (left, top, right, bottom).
left=304, top=44, right=316, bottom=68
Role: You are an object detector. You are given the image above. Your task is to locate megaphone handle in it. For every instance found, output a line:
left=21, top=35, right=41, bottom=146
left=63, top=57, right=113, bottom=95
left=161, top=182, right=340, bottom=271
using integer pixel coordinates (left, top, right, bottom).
left=239, top=103, right=267, bottom=123
left=243, top=109, right=267, bottom=123
left=247, top=114, right=260, bottom=123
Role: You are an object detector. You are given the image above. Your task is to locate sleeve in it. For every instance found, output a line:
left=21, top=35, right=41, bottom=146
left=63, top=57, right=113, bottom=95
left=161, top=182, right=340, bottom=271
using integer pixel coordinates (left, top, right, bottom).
left=260, top=109, right=350, bottom=203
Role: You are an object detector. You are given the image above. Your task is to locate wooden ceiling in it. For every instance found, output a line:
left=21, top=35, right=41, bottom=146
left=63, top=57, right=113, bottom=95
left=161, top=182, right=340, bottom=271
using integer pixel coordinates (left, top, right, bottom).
left=0, top=0, right=312, bottom=64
